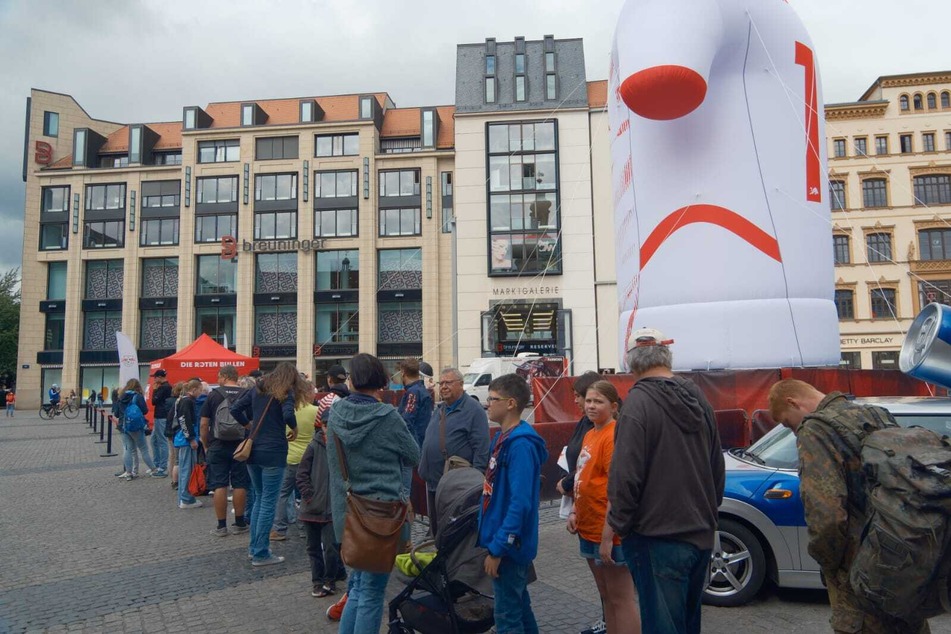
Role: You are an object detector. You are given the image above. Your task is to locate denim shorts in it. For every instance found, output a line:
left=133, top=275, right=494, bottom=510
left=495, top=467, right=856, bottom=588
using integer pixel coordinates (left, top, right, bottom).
left=206, top=442, right=251, bottom=491
left=579, top=537, right=626, bottom=566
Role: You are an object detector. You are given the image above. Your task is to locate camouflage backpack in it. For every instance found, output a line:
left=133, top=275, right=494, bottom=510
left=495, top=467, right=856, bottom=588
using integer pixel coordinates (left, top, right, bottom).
left=810, top=406, right=951, bottom=620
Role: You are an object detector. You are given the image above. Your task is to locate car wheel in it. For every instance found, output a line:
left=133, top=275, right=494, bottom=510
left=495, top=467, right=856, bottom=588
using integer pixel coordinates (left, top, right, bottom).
left=703, top=517, right=767, bottom=607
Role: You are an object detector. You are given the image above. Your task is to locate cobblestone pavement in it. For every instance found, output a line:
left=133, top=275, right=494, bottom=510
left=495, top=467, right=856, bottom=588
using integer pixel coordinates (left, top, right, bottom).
left=2, top=412, right=950, bottom=633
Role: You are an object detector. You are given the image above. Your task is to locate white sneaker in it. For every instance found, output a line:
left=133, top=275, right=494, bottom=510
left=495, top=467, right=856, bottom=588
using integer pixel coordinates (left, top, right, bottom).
left=115, top=471, right=131, bottom=478
left=178, top=500, right=203, bottom=509
left=145, top=468, right=154, bottom=476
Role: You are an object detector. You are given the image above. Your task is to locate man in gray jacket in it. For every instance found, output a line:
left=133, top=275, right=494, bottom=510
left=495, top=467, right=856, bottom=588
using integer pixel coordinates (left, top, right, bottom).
left=608, top=328, right=725, bottom=634
left=419, top=368, right=490, bottom=535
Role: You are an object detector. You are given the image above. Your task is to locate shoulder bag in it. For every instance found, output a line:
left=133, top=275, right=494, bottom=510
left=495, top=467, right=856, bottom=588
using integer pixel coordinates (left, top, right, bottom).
left=333, top=432, right=408, bottom=573
left=233, top=396, right=273, bottom=462
left=441, top=406, right=472, bottom=474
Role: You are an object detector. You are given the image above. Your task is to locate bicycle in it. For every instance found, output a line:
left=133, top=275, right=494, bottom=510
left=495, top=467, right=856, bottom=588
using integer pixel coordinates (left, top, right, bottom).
left=39, top=398, right=79, bottom=420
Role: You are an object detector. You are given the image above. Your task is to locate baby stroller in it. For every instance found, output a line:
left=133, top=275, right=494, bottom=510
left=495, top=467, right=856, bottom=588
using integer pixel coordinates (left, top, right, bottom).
left=388, top=467, right=495, bottom=634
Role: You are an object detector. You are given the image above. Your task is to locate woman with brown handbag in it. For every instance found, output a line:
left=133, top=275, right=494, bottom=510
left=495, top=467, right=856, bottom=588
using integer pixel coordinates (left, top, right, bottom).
left=326, top=353, right=420, bottom=634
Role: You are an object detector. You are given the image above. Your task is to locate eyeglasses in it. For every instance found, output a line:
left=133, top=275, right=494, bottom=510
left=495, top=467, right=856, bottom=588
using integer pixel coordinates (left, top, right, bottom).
left=485, top=396, right=512, bottom=403
left=437, top=380, right=462, bottom=387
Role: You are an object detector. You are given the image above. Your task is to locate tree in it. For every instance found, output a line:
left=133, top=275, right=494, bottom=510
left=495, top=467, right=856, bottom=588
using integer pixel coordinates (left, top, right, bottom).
left=0, top=268, right=20, bottom=387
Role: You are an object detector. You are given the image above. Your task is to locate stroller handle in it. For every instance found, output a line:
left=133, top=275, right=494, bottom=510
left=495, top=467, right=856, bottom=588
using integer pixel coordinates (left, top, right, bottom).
left=410, top=539, right=436, bottom=573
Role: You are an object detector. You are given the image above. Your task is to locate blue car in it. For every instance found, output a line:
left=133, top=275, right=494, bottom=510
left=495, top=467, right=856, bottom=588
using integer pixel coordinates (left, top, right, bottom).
left=703, top=397, right=951, bottom=607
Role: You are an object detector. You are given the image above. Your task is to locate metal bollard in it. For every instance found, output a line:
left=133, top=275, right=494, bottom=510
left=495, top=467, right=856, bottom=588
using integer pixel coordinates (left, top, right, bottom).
left=95, top=408, right=107, bottom=444
left=99, top=411, right=117, bottom=457
left=85, top=402, right=92, bottom=425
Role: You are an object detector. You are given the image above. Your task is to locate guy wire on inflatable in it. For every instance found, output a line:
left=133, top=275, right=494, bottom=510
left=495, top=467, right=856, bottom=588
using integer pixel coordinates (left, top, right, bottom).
left=609, top=0, right=840, bottom=370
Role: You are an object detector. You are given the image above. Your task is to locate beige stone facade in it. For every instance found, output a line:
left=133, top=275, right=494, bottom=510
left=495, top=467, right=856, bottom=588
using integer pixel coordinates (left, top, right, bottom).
left=826, top=72, right=951, bottom=369
left=18, top=89, right=455, bottom=408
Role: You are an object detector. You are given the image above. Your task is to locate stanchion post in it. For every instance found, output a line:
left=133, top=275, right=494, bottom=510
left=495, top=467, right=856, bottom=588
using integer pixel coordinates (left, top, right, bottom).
left=96, top=407, right=107, bottom=444
left=100, top=411, right=117, bottom=457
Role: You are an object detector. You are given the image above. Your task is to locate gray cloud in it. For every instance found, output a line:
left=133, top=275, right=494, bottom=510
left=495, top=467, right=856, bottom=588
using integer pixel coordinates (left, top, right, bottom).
left=0, top=0, right=948, bottom=275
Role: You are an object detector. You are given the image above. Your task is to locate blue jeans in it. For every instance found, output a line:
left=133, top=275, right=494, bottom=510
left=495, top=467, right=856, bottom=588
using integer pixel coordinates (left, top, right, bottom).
left=247, top=463, right=284, bottom=560
left=123, top=430, right=154, bottom=474
left=178, top=446, right=196, bottom=504
left=339, top=568, right=390, bottom=634
left=621, top=532, right=710, bottom=634
left=272, top=463, right=299, bottom=533
left=492, top=559, right=538, bottom=634
left=151, top=418, right=168, bottom=471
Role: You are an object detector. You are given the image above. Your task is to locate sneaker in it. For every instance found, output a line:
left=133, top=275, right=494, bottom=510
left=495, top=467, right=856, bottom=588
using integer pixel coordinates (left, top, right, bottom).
left=115, top=471, right=130, bottom=478
left=326, top=593, right=347, bottom=621
left=151, top=469, right=168, bottom=478
left=145, top=468, right=154, bottom=476
left=269, top=530, right=287, bottom=541
left=229, top=523, right=250, bottom=535
left=121, top=474, right=133, bottom=481
left=210, top=526, right=229, bottom=537
left=131, top=471, right=138, bottom=478
left=580, top=620, right=607, bottom=634
left=251, top=555, right=285, bottom=567
left=311, top=583, right=334, bottom=598
left=171, top=481, right=178, bottom=490
left=178, top=500, right=203, bottom=509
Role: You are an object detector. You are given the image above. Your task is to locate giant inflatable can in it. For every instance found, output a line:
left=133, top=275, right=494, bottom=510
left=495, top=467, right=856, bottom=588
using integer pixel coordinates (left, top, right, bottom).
left=610, top=0, right=840, bottom=370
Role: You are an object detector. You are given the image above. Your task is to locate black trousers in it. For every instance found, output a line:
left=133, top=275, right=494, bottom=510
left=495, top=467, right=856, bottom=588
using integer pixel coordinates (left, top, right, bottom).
left=303, top=520, right=343, bottom=586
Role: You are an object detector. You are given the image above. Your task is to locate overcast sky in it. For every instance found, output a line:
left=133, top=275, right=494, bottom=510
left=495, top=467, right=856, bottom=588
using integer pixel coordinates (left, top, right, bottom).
left=0, top=0, right=948, bottom=275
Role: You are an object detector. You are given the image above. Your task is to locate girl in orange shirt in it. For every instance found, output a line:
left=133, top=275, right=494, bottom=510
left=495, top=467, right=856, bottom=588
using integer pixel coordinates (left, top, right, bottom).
left=567, top=380, right=640, bottom=634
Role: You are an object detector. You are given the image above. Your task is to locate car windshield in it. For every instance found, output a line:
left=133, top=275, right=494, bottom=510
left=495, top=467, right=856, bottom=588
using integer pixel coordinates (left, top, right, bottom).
left=892, top=414, right=951, bottom=436
left=744, top=425, right=799, bottom=470
left=462, top=373, right=479, bottom=385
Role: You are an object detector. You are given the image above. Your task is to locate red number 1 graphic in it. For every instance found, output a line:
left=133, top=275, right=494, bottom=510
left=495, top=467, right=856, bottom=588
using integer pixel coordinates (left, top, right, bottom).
left=795, top=42, right=821, bottom=203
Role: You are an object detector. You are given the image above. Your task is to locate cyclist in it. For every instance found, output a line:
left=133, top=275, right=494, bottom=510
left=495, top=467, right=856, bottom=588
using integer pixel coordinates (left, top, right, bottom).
left=49, top=384, right=62, bottom=412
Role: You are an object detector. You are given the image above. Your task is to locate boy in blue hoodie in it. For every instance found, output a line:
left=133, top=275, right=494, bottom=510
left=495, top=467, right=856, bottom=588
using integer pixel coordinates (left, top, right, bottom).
left=478, top=374, right=548, bottom=634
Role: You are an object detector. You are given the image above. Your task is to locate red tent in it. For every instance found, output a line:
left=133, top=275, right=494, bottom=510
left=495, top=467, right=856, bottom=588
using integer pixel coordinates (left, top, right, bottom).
left=148, top=334, right=259, bottom=387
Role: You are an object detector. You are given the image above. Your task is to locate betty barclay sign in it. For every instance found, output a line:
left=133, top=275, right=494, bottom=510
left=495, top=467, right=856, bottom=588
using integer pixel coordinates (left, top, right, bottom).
left=221, top=236, right=325, bottom=259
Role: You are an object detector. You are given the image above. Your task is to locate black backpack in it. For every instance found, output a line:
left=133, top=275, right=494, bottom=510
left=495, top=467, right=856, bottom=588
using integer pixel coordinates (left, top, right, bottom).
left=212, top=388, right=244, bottom=441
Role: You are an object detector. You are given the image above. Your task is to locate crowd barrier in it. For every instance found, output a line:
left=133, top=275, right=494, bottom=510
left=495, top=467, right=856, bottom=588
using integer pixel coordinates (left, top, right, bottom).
left=84, top=403, right=117, bottom=457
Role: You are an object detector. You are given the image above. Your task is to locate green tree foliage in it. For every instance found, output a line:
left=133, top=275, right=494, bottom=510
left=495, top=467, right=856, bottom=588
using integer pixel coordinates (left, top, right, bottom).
left=0, top=268, right=20, bottom=386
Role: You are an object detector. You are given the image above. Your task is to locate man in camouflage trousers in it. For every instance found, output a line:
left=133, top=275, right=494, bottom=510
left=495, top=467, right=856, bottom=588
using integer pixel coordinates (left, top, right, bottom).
left=769, top=379, right=930, bottom=634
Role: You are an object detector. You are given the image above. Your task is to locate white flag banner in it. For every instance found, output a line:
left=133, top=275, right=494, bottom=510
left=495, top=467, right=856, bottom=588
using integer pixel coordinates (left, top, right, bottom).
left=116, top=332, right=140, bottom=387
left=223, top=333, right=229, bottom=350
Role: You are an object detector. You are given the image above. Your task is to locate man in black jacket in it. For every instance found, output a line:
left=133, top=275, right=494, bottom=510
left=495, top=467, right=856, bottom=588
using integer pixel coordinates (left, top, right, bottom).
left=150, top=370, right=172, bottom=477
left=608, top=328, right=724, bottom=634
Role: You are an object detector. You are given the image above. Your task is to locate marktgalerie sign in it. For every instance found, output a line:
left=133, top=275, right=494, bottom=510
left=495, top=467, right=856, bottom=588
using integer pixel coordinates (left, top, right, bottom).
left=221, top=236, right=325, bottom=259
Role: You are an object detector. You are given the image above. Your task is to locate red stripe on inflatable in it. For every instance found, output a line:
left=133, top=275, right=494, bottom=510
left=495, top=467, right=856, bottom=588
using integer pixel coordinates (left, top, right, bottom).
left=639, top=205, right=782, bottom=269
left=795, top=42, right=821, bottom=203
left=620, top=65, right=707, bottom=121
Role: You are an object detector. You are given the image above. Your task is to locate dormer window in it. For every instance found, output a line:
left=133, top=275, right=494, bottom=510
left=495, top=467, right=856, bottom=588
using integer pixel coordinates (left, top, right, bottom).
left=241, top=104, right=254, bottom=126
left=486, top=55, right=496, bottom=75
left=184, top=108, right=197, bottom=130
left=360, top=96, right=373, bottom=120
left=421, top=109, right=437, bottom=149
left=300, top=100, right=315, bottom=123
left=129, top=126, right=142, bottom=164
left=73, top=129, right=87, bottom=166
left=515, top=54, right=525, bottom=74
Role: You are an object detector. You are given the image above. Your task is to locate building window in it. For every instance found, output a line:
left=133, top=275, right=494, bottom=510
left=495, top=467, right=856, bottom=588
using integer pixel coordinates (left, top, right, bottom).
left=300, top=100, right=315, bottom=123
left=834, top=289, right=854, bottom=319
left=83, top=221, right=124, bottom=249
left=866, top=232, right=892, bottom=263
left=184, top=108, right=197, bottom=130
left=381, top=138, right=422, bottom=154
left=195, top=214, right=237, bottom=243
left=900, top=134, right=913, bottom=153
left=923, top=132, right=936, bottom=153
left=316, top=171, right=358, bottom=198
left=379, top=208, right=421, bottom=237
left=255, top=253, right=298, bottom=293
left=315, top=133, right=359, bottom=157
left=85, top=260, right=123, bottom=299
left=83, top=311, right=122, bottom=350
left=316, top=250, right=359, bottom=290
left=360, top=96, right=373, bottom=120
left=196, top=255, right=237, bottom=295
left=241, top=104, right=254, bottom=126
left=441, top=172, right=453, bottom=233
left=485, top=54, right=495, bottom=75
left=487, top=121, right=561, bottom=275
left=47, top=262, right=67, bottom=300
left=316, top=303, right=359, bottom=344
left=947, top=132, right=951, bottom=151
left=40, top=186, right=69, bottom=251
left=254, top=211, right=297, bottom=240
left=900, top=95, right=910, bottom=111
left=45, top=313, right=65, bottom=351
left=870, top=288, right=897, bottom=319
left=829, top=180, right=846, bottom=210
left=833, top=235, right=850, bottom=264
left=515, top=76, right=527, bottom=102
left=379, top=170, right=420, bottom=197
left=378, top=302, right=422, bottom=344
left=918, top=229, right=951, bottom=261
left=919, top=279, right=951, bottom=307
left=196, top=306, right=236, bottom=347
left=255, top=136, right=299, bottom=161
left=840, top=352, right=861, bottom=369
left=546, top=74, right=557, bottom=100
left=152, top=152, right=182, bottom=165
left=141, top=258, right=178, bottom=298
left=197, top=139, right=239, bottom=163
left=914, top=94, right=923, bottom=110
left=943, top=92, right=951, bottom=109
left=913, top=175, right=951, bottom=205
left=255, top=306, right=297, bottom=345
left=43, top=111, right=59, bottom=137
left=546, top=52, right=555, bottom=72
left=928, top=93, right=937, bottom=110
left=872, top=350, right=899, bottom=369
left=515, top=53, right=525, bottom=74
left=197, top=176, right=238, bottom=204
left=854, top=137, right=867, bottom=156
left=140, top=218, right=179, bottom=246
left=140, top=309, right=177, bottom=349
left=422, top=110, right=435, bottom=147
left=99, top=155, right=130, bottom=169
left=862, top=178, right=888, bottom=208
left=85, top=184, right=125, bottom=211
left=485, top=77, right=496, bottom=104
left=142, top=180, right=180, bottom=209
left=833, top=139, right=846, bottom=158
left=875, top=136, right=888, bottom=155
left=315, top=209, right=357, bottom=238
left=254, top=173, right=297, bottom=202
left=378, top=248, right=422, bottom=290
left=40, top=224, right=68, bottom=251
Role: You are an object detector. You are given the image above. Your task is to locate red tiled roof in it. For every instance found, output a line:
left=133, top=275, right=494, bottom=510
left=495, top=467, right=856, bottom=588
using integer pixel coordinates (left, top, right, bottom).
left=587, top=80, right=608, bottom=108
left=204, top=93, right=391, bottom=128
left=99, top=122, right=183, bottom=153
left=380, top=105, right=455, bottom=149
left=436, top=106, right=454, bottom=149
left=46, top=155, right=72, bottom=170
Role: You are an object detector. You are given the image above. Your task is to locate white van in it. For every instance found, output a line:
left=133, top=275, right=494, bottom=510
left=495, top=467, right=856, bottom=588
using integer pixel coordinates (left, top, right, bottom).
left=462, top=354, right=541, bottom=406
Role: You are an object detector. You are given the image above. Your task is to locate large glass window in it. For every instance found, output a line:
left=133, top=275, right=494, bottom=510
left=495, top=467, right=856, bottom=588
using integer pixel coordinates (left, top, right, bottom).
left=85, top=260, right=123, bottom=299
left=854, top=137, right=867, bottom=156
left=47, top=262, right=67, bottom=299
left=315, top=133, right=359, bottom=157
left=140, top=218, right=179, bottom=246
left=862, top=179, right=888, bottom=208
left=255, top=136, right=299, bottom=161
left=197, top=176, right=238, bottom=204
left=316, top=171, right=358, bottom=198
left=901, top=134, right=913, bottom=153
left=833, top=235, right=850, bottom=264
left=83, top=221, right=124, bottom=249
left=255, top=173, right=297, bottom=201
left=43, top=111, right=59, bottom=137
left=875, top=136, right=888, bottom=155
left=923, top=133, right=936, bottom=153
left=43, top=186, right=69, bottom=213
left=141, top=258, right=178, bottom=298
left=379, top=208, right=421, bottom=237
left=316, top=250, right=359, bottom=290
left=140, top=309, right=177, bottom=349
left=40, top=224, right=68, bottom=251
left=315, top=209, right=357, bottom=238
left=919, top=229, right=951, bottom=261
left=40, top=186, right=70, bottom=251
left=919, top=279, right=951, bottom=307
left=914, top=175, right=951, bottom=205
left=197, top=139, right=239, bottom=163
left=833, top=139, right=846, bottom=158
left=85, top=184, right=125, bottom=211
left=196, top=307, right=236, bottom=347
left=378, top=249, right=422, bottom=290
left=835, top=289, right=854, bottom=319
left=141, top=181, right=181, bottom=209
left=872, top=351, right=899, bottom=370
left=254, top=211, right=297, bottom=240
left=379, top=170, right=420, bottom=197
left=196, top=255, right=237, bottom=294
left=44, top=313, right=65, bottom=350
left=866, top=232, right=892, bottom=263
left=255, top=253, right=298, bottom=293
left=316, top=303, right=359, bottom=344
left=870, top=288, right=897, bottom=319
left=378, top=302, right=422, bottom=343
left=195, top=214, right=237, bottom=243
left=487, top=121, right=561, bottom=275
left=83, top=311, right=122, bottom=349
left=829, top=180, right=846, bottom=211
left=255, top=306, right=297, bottom=345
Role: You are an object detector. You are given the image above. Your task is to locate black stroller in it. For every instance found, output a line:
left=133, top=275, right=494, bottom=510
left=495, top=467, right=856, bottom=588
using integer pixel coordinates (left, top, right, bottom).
left=387, top=467, right=495, bottom=634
